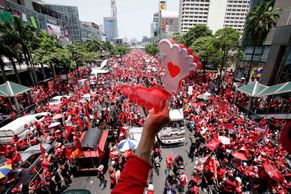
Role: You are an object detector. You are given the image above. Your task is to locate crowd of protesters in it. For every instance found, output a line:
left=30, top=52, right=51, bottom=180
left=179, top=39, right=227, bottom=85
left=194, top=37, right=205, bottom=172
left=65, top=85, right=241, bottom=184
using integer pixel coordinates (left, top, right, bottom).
left=0, top=49, right=290, bottom=194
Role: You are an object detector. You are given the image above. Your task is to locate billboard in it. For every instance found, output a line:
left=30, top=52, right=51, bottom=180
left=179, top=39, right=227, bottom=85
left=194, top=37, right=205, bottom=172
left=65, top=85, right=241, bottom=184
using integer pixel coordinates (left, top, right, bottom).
left=47, top=23, right=61, bottom=38
left=159, top=1, right=167, bottom=11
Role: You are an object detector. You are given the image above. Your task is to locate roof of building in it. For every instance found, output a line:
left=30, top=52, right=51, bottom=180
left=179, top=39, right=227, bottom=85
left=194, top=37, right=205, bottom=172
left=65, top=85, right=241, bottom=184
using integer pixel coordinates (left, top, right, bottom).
left=236, top=81, right=291, bottom=97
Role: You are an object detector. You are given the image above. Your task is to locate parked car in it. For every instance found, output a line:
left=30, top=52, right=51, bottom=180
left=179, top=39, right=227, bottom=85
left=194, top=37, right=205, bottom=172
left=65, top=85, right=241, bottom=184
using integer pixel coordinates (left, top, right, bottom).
left=157, top=109, right=185, bottom=145
left=61, top=189, right=91, bottom=194
left=49, top=95, right=70, bottom=107
left=74, top=128, right=109, bottom=172
left=0, top=112, right=49, bottom=144
left=0, top=143, right=53, bottom=194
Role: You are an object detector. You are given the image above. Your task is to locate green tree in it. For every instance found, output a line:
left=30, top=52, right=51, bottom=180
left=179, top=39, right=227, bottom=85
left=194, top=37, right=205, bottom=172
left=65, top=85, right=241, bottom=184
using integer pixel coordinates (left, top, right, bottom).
left=191, top=36, right=221, bottom=68
left=86, top=39, right=102, bottom=52
left=183, top=24, right=212, bottom=47
left=0, top=20, right=23, bottom=84
left=33, top=33, right=74, bottom=78
left=213, top=28, right=240, bottom=86
left=244, top=1, right=281, bottom=81
left=113, top=45, right=130, bottom=56
left=144, top=44, right=159, bottom=56
left=65, top=43, right=99, bottom=65
left=173, top=32, right=186, bottom=45
left=102, top=41, right=114, bottom=55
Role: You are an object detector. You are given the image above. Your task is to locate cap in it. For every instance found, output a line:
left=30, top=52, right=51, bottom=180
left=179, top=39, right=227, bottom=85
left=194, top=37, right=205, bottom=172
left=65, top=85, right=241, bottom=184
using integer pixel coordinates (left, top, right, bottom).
left=236, top=177, right=242, bottom=183
left=148, top=184, right=154, bottom=191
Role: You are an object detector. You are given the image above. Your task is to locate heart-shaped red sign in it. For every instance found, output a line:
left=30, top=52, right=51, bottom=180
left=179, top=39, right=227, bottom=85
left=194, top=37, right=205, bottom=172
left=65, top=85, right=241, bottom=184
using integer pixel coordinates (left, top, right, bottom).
left=168, top=62, right=180, bottom=78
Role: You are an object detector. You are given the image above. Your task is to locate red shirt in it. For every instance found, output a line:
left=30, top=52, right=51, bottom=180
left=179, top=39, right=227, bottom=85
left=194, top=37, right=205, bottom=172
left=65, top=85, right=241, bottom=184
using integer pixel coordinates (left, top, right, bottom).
left=112, top=155, right=151, bottom=194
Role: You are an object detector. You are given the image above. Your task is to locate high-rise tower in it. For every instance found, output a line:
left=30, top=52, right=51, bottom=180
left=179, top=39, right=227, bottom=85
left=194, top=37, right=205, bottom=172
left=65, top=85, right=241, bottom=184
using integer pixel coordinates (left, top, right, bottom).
left=104, top=0, right=118, bottom=42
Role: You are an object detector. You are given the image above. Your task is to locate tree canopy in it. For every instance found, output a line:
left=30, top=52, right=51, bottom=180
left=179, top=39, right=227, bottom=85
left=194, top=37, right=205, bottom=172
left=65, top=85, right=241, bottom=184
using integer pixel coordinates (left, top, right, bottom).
left=244, top=1, right=281, bottom=46
left=191, top=36, right=221, bottom=69
left=144, top=44, right=159, bottom=56
left=183, top=24, right=212, bottom=47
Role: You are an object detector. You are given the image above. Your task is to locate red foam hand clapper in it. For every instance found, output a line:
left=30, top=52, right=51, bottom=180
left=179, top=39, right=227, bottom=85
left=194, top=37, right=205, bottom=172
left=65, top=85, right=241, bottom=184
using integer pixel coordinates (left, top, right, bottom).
left=120, top=85, right=171, bottom=113
left=158, top=39, right=198, bottom=94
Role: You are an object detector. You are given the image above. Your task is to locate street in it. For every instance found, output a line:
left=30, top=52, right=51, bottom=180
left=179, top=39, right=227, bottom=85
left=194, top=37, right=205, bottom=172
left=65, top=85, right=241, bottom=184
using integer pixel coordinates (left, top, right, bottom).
left=68, top=128, right=193, bottom=193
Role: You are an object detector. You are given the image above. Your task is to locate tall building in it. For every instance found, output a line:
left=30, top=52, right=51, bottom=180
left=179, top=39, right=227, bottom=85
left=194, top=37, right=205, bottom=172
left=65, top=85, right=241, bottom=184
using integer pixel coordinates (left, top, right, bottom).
left=160, top=10, right=179, bottom=39
left=178, top=0, right=250, bottom=34
left=80, top=21, right=102, bottom=42
left=1, top=0, right=70, bottom=44
left=46, top=4, right=81, bottom=42
left=239, top=0, right=291, bottom=85
left=103, top=17, right=118, bottom=42
left=258, top=0, right=291, bottom=85
left=103, top=0, right=118, bottom=42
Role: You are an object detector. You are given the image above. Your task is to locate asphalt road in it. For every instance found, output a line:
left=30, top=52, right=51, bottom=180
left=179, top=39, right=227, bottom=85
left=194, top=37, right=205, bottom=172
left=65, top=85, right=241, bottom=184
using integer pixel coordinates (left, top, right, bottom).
left=68, top=128, right=194, bottom=194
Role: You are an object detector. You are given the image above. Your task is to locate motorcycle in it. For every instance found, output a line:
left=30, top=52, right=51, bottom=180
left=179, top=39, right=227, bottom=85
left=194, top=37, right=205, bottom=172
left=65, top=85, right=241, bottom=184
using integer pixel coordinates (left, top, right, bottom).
left=152, top=155, right=161, bottom=176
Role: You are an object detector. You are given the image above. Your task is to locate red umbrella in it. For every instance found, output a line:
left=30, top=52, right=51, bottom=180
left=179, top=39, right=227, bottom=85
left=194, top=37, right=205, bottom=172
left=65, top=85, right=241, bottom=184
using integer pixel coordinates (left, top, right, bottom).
left=263, top=163, right=284, bottom=182
left=231, top=152, right=248, bottom=161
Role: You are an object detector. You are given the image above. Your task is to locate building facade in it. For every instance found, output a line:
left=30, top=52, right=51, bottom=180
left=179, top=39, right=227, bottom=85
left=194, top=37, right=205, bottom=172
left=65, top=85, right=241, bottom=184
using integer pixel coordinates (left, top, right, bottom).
left=80, top=21, right=102, bottom=42
left=103, top=16, right=118, bottom=42
left=160, top=10, right=179, bottom=39
left=260, top=0, right=291, bottom=85
left=1, top=0, right=70, bottom=44
left=240, top=0, right=291, bottom=85
left=179, top=0, right=250, bottom=34
left=46, top=4, right=81, bottom=42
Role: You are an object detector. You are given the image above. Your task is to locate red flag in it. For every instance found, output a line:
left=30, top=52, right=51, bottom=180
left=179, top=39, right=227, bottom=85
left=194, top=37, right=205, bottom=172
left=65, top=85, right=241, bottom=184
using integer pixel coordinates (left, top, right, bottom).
left=197, top=154, right=210, bottom=164
left=64, top=126, right=76, bottom=140
left=65, top=148, right=73, bottom=161
left=206, top=138, right=220, bottom=151
left=40, top=143, right=46, bottom=157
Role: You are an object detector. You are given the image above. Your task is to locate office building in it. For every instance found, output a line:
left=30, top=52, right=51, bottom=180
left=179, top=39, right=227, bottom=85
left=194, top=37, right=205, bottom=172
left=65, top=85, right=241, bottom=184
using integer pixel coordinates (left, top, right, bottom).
left=240, top=0, right=291, bottom=85
left=45, top=4, right=81, bottom=42
left=80, top=21, right=102, bottom=42
left=160, top=10, right=179, bottom=39
left=259, top=0, right=291, bottom=85
left=103, top=0, right=118, bottom=42
left=179, top=0, right=250, bottom=34
left=103, top=17, right=118, bottom=42
left=1, top=0, right=70, bottom=43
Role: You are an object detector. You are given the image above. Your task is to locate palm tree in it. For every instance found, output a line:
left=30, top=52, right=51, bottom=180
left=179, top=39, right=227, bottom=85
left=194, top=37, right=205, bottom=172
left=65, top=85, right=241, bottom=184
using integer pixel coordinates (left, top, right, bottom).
left=244, top=1, right=281, bottom=82
left=0, top=21, right=23, bottom=84
left=13, top=16, right=39, bottom=84
left=86, top=39, right=102, bottom=53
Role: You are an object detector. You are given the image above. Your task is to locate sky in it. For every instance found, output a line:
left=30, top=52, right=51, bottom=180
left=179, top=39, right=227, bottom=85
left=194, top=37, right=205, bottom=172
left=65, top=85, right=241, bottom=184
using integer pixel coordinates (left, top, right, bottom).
left=43, top=0, right=179, bottom=41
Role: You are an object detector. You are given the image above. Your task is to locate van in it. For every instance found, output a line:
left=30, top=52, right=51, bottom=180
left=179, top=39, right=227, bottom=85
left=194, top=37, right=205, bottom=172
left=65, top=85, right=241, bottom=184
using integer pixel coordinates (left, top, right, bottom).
left=157, top=109, right=185, bottom=145
left=0, top=112, right=48, bottom=144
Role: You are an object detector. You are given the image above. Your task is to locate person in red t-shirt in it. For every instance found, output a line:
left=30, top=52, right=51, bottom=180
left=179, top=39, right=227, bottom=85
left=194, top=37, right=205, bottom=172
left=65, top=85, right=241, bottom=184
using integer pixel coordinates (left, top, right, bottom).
left=112, top=106, right=170, bottom=194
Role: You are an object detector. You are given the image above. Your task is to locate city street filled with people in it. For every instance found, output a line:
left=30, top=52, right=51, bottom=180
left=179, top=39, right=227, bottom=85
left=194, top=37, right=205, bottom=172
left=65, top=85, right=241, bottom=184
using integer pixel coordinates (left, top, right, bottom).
left=0, top=49, right=290, bottom=194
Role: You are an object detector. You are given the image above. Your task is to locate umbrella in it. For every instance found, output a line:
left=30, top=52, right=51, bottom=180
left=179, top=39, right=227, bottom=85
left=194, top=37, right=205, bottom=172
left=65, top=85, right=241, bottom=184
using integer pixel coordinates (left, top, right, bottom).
left=0, top=164, right=12, bottom=179
left=218, top=136, right=230, bottom=145
left=263, top=163, right=284, bottom=182
left=117, top=138, right=138, bottom=152
left=232, top=152, right=248, bottom=161
left=53, top=114, right=63, bottom=120
left=204, top=92, right=212, bottom=96
left=48, top=122, right=61, bottom=128
left=197, top=94, right=209, bottom=101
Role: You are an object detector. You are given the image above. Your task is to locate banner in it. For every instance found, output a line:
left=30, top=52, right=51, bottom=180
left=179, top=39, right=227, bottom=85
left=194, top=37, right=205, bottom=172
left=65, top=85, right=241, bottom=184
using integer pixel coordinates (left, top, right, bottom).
left=47, top=23, right=61, bottom=38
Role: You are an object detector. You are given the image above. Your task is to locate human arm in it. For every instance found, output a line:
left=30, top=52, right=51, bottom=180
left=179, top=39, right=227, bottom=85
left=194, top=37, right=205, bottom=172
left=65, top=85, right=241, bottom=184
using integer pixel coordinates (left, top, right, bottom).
left=111, top=106, right=169, bottom=194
